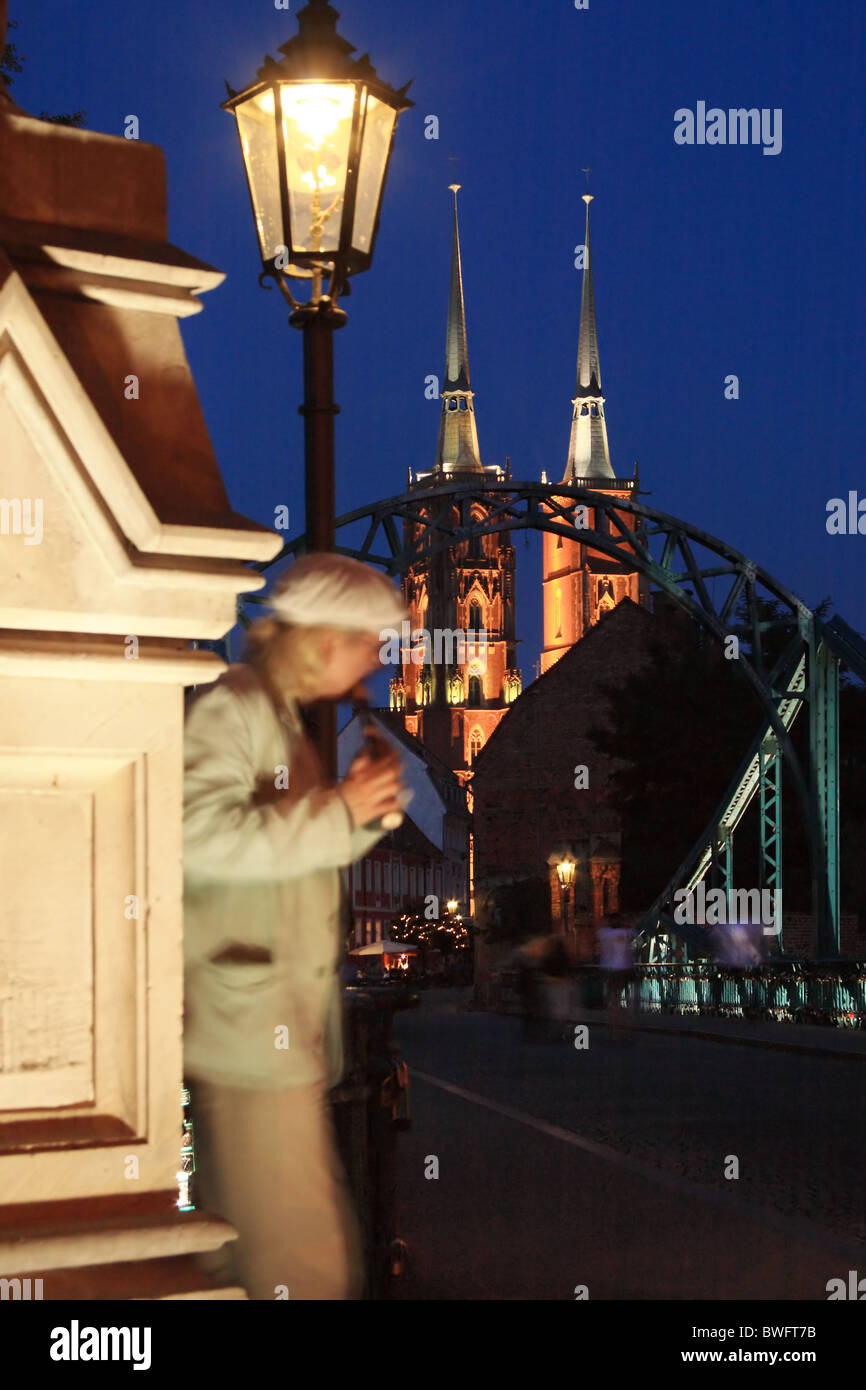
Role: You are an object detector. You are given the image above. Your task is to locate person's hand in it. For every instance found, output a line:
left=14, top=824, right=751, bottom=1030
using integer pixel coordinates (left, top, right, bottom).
left=338, top=747, right=404, bottom=828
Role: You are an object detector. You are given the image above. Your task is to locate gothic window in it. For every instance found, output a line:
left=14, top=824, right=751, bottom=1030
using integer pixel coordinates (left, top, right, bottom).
left=591, top=404, right=598, bottom=417
left=468, top=676, right=482, bottom=707
left=469, top=728, right=483, bottom=764
left=597, top=576, right=615, bottom=618
left=580, top=404, right=589, bottom=416
left=554, top=588, right=562, bottom=638
left=448, top=398, right=458, bottom=411
left=468, top=600, right=483, bottom=631
left=556, top=533, right=563, bottom=549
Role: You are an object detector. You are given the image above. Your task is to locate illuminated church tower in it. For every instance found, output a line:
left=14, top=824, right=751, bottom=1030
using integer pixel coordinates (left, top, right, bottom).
left=541, top=193, right=648, bottom=674
left=390, top=186, right=521, bottom=785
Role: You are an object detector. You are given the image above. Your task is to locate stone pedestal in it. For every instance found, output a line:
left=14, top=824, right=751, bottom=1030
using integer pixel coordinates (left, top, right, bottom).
left=0, top=106, right=281, bottom=1297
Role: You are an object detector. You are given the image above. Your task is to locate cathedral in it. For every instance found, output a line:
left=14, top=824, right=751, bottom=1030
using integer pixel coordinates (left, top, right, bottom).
left=390, top=183, right=648, bottom=770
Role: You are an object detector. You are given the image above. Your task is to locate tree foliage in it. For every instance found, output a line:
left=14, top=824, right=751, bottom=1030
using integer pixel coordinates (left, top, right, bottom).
left=390, top=904, right=473, bottom=954
left=2, top=17, right=86, bottom=125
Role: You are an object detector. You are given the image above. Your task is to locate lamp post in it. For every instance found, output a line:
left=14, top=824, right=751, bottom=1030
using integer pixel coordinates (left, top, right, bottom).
left=223, top=0, right=412, bottom=772
left=556, top=854, right=577, bottom=938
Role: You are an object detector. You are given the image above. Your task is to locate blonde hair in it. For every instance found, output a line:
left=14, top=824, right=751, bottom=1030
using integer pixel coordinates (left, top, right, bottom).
left=242, top=617, right=347, bottom=703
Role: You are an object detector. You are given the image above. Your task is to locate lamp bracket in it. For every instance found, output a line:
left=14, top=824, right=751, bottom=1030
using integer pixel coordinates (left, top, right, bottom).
left=258, top=267, right=302, bottom=310
left=259, top=264, right=350, bottom=319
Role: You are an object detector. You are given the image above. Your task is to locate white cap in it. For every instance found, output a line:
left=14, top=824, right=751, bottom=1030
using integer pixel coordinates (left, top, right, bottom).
left=267, top=552, right=409, bottom=633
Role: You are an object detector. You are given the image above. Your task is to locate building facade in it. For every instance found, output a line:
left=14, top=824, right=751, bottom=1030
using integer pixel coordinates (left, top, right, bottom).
left=338, top=706, right=471, bottom=943
left=471, top=599, right=657, bottom=959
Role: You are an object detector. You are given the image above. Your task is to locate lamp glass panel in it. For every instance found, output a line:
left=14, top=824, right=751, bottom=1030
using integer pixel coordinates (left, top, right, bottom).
left=280, top=83, right=355, bottom=256
left=352, top=93, right=397, bottom=254
left=235, top=90, right=284, bottom=263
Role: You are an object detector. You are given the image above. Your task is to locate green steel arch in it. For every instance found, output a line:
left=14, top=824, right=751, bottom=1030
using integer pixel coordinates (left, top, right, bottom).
left=218, top=478, right=866, bottom=959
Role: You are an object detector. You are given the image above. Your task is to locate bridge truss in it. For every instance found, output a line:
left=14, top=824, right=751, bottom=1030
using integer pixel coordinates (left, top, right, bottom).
left=206, top=479, right=866, bottom=959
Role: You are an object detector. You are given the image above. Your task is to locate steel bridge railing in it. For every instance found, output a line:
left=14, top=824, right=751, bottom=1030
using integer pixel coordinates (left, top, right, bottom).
left=628, top=962, right=866, bottom=1028
left=492, top=962, right=866, bottom=1030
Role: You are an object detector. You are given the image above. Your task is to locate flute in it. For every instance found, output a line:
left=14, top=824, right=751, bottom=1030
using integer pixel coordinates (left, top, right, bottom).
left=350, top=682, right=404, bottom=830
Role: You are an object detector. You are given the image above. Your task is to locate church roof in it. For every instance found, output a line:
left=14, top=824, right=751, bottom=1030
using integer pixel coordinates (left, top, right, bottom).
left=374, top=706, right=470, bottom=806
left=471, top=597, right=652, bottom=773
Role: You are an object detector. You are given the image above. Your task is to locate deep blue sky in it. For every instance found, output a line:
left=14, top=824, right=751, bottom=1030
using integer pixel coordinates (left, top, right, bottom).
left=11, top=1, right=865, bottom=699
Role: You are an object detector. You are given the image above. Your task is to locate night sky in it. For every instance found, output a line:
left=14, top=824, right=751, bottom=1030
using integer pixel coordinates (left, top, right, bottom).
left=10, top=1, right=865, bottom=702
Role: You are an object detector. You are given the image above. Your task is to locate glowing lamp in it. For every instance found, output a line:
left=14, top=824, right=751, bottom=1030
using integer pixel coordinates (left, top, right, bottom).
left=556, top=856, right=577, bottom=890
left=223, top=0, right=413, bottom=283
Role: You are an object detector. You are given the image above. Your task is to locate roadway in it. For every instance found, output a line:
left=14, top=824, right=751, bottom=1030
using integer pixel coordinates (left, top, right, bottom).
left=385, top=989, right=866, bottom=1300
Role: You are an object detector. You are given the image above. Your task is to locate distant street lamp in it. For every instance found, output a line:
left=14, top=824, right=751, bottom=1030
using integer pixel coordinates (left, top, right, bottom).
left=223, top=0, right=412, bottom=772
left=556, top=854, right=577, bottom=937
left=446, top=899, right=459, bottom=916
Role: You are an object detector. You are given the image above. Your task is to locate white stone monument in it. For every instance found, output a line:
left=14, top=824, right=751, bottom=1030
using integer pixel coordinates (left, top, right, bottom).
left=0, top=69, right=281, bottom=1298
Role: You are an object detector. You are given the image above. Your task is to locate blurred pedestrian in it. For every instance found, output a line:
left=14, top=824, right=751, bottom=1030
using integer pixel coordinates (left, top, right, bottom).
left=598, top=915, right=637, bottom=1043
left=517, top=952, right=545, bottom=1041
left=183, top=553, right=408, bottom=1299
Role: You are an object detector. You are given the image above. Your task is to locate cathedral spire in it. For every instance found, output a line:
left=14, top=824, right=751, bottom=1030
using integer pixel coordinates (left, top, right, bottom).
left=564, top=192, right=615, bottom=481
left=434, top=184, right=484, bottom=476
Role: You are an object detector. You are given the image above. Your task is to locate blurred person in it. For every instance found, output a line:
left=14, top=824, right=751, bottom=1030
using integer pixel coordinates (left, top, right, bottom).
left=516, top=950, right=545, bottom=1042
left=598, top=914, right=637, bottom=1043
left=182, top=553, right=408, bottom=1300
left=712, top=917, right=764, bottom=966
left=543, top=935, right=571, bottom=978
left=542, top=935, right=574, bottom=1040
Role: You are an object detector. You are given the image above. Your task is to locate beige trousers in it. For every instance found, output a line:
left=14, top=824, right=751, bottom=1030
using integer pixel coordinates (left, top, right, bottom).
left=188, top=1077, right=365, bottom=1300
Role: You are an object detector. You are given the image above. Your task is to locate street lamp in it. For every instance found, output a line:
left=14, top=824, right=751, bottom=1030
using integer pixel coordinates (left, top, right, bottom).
left=556, top=854, right=577, bottom=937
left=223, top=0, right=413, bottom=312
left=223, top=0, right=412, bottom=773
left=446, top=899, right=459, bottom=916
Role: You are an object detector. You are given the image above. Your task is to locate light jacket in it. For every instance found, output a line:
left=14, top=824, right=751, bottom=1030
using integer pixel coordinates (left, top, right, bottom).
left=182, top=663, right=384, bottom=1090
